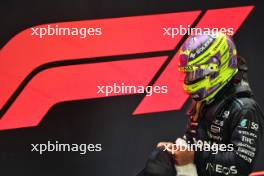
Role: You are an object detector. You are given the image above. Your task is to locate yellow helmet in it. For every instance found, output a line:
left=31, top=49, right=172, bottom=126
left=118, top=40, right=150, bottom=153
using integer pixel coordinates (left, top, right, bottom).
left=178, top=32, right=238, bottom=102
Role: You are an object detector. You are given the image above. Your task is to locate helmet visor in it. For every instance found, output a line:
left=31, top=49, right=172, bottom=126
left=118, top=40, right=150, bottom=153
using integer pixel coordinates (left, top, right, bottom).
left=179, top=63, right=219, bottom=85
left=184, top=69, right=205, bottom=84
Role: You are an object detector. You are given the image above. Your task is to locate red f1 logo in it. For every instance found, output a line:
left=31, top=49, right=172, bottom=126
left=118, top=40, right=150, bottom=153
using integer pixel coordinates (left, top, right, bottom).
left=0, top=6, right=254, bottom=130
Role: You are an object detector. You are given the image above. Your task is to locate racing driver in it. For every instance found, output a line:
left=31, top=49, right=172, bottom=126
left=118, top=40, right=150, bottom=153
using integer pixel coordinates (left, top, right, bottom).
left=141, top=32, right=264, bottom=176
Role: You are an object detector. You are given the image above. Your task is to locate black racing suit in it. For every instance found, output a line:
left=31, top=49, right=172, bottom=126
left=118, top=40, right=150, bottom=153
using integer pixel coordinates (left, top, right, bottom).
left=184, top=77, right=264, bottom=176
